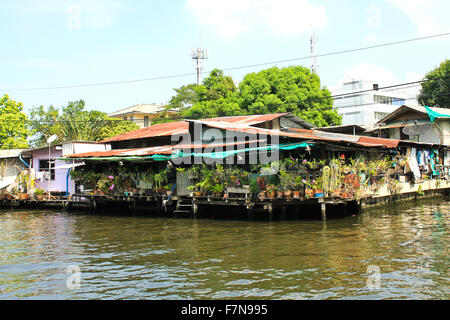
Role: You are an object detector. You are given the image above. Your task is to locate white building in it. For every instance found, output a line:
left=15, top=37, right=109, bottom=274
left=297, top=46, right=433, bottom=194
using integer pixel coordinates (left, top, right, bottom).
left=331, top=79, right=416, bottom=126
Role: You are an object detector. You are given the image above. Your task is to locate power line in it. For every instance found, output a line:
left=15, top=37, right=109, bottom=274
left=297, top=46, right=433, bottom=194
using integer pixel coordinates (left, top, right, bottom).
left=1, top=32, right=449, bottom=92
left=3, top=91, right=448, bottom=124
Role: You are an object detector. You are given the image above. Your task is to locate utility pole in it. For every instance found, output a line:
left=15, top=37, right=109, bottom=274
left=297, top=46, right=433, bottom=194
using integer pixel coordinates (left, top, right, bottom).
left=191, top=48, right=208, bottom=85
left=310, top=31, right=318, bottom=74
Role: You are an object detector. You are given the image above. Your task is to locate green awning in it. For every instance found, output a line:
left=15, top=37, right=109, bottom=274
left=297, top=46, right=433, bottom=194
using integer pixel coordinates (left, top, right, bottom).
left=425, top=106, right=450, bottom=123
left=59, top=142, right=313, bottom=162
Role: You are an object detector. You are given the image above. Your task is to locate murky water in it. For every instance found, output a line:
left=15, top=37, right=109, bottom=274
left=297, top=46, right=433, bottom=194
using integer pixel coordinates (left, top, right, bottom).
left=0, top=197, right=448, bottom=300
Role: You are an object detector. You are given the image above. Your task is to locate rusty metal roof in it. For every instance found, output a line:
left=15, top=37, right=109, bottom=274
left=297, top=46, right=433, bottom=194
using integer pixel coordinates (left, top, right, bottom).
left=357, top=136, right=400, bottom=148
left=65, top=140, right=265, bottom=159
left=101, top=121, right=189, bottom=143
left=100, top=113, right=288, bottom=143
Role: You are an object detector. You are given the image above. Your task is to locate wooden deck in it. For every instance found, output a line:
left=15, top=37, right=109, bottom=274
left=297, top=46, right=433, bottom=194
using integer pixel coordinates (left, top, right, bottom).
left=0, top=187, right=448, bottom=220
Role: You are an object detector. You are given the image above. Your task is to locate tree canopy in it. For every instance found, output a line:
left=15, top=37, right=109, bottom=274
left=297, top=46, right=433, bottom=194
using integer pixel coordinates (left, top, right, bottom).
left=418, top=59, right=450, bottom=108
left=165, top=66, right=341, bottom=127
left=29, top=100, right=139, bottom=147
left=0, top=95, right=31, bottom=149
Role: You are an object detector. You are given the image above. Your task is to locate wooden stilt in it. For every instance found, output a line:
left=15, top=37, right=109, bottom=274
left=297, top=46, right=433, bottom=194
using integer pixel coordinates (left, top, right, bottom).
left=321, top=202, right=326, bottom=221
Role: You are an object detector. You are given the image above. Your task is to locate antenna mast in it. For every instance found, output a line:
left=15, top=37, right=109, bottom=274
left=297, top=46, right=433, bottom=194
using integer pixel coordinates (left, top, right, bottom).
left=191, top=48, right=208, bottom=85
left=310, top=31, right=318, bottom=74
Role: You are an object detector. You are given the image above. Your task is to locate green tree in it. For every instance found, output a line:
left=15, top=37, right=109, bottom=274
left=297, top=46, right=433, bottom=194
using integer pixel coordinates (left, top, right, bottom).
left=168, top=83, right=199, bottom=110
left=172, top=66, right=341, bottom=127
left=179, top=69, right=241, bottom=118
left=418, top=59, right=450, bottom=108
left=0, top=95, right=31, bottom=149
left=237, top=66, right=340, bottom=127
left=29, top=100, right=139, bottom=146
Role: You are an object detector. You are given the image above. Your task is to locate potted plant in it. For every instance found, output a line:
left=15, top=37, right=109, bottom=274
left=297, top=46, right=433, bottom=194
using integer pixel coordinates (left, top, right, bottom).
left=210, top=183, right=224, bottom=197
left=278, top=170, right=294, bottom=198
left=302, top=179, right=315, bottom=198
left=34, top=188, right=45, bottom=201
left=293, top=176, right=305, bottom=198
left=164, top=184, right=174, bottom=196
left=153, top=169, right=168, bottom=195
left=187, top=185, right=202, bottom=197
left=277, top=188, right=284, bottom=199
left=307, top=177, right=324, bottom=197
left=266, top=184, right=276, bottom=199
left=96, top=176, right=114, bottom=196
left=250, top=179, right=260, bottom=199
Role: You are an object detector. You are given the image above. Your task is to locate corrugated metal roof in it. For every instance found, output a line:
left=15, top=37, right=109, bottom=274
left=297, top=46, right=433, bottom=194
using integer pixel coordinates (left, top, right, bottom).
left=100, top=113, right=289, bottom=143
left=65, top=140, right=264, bottom=159
left=108, top=104, right=166, bottom=117
left=357, top=136, right=400, bottom=148
left=0, top=149, right=29, bottom=159
left=377, top=105, right=450, bottom=125
left=101, top=121, right=189, bottom=143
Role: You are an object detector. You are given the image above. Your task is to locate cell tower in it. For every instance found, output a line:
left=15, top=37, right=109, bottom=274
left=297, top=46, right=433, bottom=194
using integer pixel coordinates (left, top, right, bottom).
left=191, top=48, right=208, bottom=85
left=310, top=31, right=319, bottom=74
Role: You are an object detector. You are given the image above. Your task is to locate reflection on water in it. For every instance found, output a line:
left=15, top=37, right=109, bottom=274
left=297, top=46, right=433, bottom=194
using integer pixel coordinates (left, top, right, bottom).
left=0, top=197, right=448, bottom=299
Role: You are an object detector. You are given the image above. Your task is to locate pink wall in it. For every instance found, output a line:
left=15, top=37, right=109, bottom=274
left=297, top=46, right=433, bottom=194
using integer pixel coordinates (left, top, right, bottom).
left=31, top=147, right=74, bottom=194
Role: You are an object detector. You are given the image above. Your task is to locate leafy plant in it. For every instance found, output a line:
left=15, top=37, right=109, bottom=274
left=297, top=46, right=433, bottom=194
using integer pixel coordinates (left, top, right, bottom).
left=417, top=185, right=424, bottom=196
left=266, top=184, right=277, bottom=193
left=34, top=188, right=45, bottom=196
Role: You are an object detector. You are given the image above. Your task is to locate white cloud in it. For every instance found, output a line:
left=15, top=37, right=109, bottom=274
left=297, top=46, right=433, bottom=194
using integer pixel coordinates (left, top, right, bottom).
left=338, top=64, right=425, bottom=103
left=364, top=34, right=378, bottom=43
left=10, top=0, right=124, bottom=29
left=185, top=0, right=327, bottom=38
left=387, top=0, right=450, bottom=35
left=340, top=64, right=398, bottom=86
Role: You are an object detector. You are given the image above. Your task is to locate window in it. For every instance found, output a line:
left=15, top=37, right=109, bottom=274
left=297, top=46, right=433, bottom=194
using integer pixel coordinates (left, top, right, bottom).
left=130, top=116, right=134, bottom=123
left=375, top=112, right=390, bottom=120
left=144, top=116, right=149, bottom=127
left=374, top=95, right=405, bottom=106
left=39, top=159, right=55, bottom=180
left=123, top=116, right=127, bottom=121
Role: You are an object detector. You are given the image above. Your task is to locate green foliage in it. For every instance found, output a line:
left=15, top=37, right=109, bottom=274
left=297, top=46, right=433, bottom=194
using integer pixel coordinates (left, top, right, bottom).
left=170, top=66, right=341, bottom=127
left=237, top=66, right=341, bottom=127
left=418, top=59, right=450, bottom=108
left=0, top=95, right=31, bottom=149
left=34, top=188, right=45, bottom=196
left=28, top=100, right=139, bottom=147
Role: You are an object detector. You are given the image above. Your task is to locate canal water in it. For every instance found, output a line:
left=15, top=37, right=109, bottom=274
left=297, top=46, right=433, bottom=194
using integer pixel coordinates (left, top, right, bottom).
left=0, top=197, right=448, bottom=300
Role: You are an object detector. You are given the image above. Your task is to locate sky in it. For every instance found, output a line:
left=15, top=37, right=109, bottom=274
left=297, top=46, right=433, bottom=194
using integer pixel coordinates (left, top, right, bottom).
left=0, top=0, right=449, bottom=114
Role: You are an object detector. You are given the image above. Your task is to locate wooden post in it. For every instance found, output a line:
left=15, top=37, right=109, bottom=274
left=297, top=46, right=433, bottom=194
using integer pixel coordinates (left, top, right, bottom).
left=192, top=202, right=198, bottom=218
left=321, top=202, right=326, bottom=221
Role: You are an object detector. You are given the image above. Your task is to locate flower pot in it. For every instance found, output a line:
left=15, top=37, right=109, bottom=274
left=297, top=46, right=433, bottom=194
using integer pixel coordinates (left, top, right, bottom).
left=258, top=191, right=266, bottom=200
left=19, top=193, right=29, bottom=200
left=305, top=189, right=314, bottom=198
left=284, top=190, right=292, bottom=198
left=277, top=191, right=284, bottom=198
left=193, top=191, right=202, bottom=197
left=166, top=191, right=172, bottom=196
left=314, top=192, right=324, bottom=198
left=293, top=191, right=301, bottom=199
left=35, top=195, right=44, bottom=201
left=267, top=191, right=276, bottom=199
left=332, top=190, right=341, bottom=197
